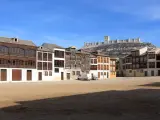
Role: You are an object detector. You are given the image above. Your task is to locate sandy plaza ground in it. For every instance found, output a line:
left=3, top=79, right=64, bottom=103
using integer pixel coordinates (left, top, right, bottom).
left=0, top=77, right=160, bottom=120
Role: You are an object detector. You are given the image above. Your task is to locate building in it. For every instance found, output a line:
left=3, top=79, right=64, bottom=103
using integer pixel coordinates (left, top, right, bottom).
left=110, top=57, right=117, bottom=78
left=42, top=43, right=65, bottom=80
left=0, top=37, right=37, bottom=82
left=121, top=47, right=160, bottom=77
left=89, top=52, right=111, bottom=79
left=65, top=46, right=90, bottom=80
left=37, top=46, right=53, bottom=81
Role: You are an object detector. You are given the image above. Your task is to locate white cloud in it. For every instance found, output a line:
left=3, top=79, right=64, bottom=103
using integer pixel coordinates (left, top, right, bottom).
left=85, top=0, right=160, bottom=20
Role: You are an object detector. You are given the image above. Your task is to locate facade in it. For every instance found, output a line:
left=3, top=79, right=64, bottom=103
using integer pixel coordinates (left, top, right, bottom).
left=89, top=53, right=110, bottom=79
left=121, top=47, right=160, bottom=77
left=83, top=36, right=141, bottom=48
left=0, top=37, right=37, bottom=82
left=110, top=58, right=117, bottom=78
left=42, top=43, right=65, bottom=81
left=37, top=46, right=53, bottom=81
left=65, top=47, right=90, bottom=80
left=0, top=37, right=117, bottom=82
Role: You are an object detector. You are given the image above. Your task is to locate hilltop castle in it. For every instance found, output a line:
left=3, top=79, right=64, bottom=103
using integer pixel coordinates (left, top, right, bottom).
left=84, top=36, right=141, bottom=48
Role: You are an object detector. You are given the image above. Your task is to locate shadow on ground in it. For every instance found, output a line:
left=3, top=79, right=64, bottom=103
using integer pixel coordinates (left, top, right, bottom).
left=0, top=89, right=160, bottom=120
left=140, top=82, right=160, bottom=87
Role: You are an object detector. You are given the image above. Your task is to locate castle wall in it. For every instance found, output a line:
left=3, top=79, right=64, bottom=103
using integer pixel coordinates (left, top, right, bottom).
left=84, top=37, right=141, bottom=48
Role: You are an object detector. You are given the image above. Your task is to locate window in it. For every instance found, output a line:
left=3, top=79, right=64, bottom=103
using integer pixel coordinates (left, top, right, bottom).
left=55, top=50, right=64, bottom=58
left=123, top=65, right=126, bottom=70
left=38, top=52, right=42, bottom=60
left=91, top=59, right=94, bottom=64
left=54, top=60, right=64, bottom=67
left=90, top=65, right=97, bottom=70
left=0, top=46, right=9, bottom=54
left=101, top=72, right=103, bottom=75
left=43, top=53, right=47, bottom=61
left=94, top=59, right=97, bottom=64
left=101, top=57, right=103, bottom=63
left=101, top=65, right=103, bottom=70
left=49, top=71, right=52, bottom=76
left=156, top=55, right=160, bottom=60
left=98, top=57, right=101, bottom=63
left=133, top=58, right=136, bottom=63
left=149, top=54, right=155, bottom=59
left=98, top=64, right=101, bottom=70
left=136, top=58, right=139, bottom=62
left=107, top=65, right=109, bottom=70
left=136, top=64, right=139, bottom=69
left=43, top=62, right=47, bottom=70
left=76, top=71, right=80, bottom=75
left=38, top=62, right=42, bottom=70
left=104, top=58, right=107, bottom=63
left=107, top=58, right=109, bottom=63
left=104, top=72, right=106, bottom=75
left=72, top=71, right=75, bottom=75
left=104, top=65, right=107, bottom=70
left=157, top=62, right=160, bottom=68
left=48, top=62, right=52, bottom=70
left=55, top=68, right=59, bottom=73
left=129, top=70, right=132, bottom=73
left=149, top=62, right=155, bottom=68
left=25, top=49, right=36, bottom=57
left=45, top=71, right=48, bottom=76
left=140, top=57, right=143, bottom=62
left=132, top=52, right=136, bottom=56
left=48, top=53, right=52, bottom=61
left=19, top=48, right=25, bottom=56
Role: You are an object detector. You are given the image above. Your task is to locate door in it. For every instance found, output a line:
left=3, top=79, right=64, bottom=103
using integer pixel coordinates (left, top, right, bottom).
left=67, top=73, right=70, bottom=80
left=107, top=72, right=109, bottom=78
left=151, top=71, right=154, bottom=76
left=158, top=70, right=160, bottom=76
left=134, top=71, right=136, bottom=77
left=145, top=71, right=148, bottom=76
left=12, top=69, right=22, bottom=81
left=27, top=70, right=32, bottom=81
left=1, top=69, right=7, bottom=81
left=61, top=72, right=64, bottom=80
left=98, top=72, right=100, bottom=79
left=38, top=72, right=42, bottom=81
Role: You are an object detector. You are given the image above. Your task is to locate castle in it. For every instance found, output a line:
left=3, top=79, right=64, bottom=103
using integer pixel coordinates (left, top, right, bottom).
left=83, top=36, right=141, bottom=48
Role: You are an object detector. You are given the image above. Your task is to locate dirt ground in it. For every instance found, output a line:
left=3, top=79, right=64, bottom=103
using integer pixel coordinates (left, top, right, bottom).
left=0, top=77, right=160, bottom=120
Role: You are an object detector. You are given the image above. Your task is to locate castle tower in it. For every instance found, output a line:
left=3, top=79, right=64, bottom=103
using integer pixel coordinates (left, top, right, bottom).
left=104, top=36, right=110, bottom=44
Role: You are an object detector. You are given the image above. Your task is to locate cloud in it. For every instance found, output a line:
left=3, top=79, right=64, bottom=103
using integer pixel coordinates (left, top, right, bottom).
left=84, top=0, right=160, bottom=21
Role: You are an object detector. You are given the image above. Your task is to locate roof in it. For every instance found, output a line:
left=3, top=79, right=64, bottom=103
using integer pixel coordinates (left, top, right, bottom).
left=147, top=48, right=160, bottom=54
left=42, top=43, right=64, bottom=50
left=0, top=37, right=36, bottom=47
left=37, top=46, right=52, bottom=52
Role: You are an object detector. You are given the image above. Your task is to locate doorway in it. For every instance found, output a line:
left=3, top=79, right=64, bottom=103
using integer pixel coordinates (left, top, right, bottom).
left=1, top=69, right=7, bottom=81
left=134, top=71, right=136, bottom=77
left=61, top=72, right=64, bottom=80
left=27, top=70, right=32, bottom=81
left=145, top=71, right=148, bottom=76
left=158, top=70, right=160, bottom=76
left=38, top=72, right=42, bottom=81
left=151, top=71, right=154, bottom=76
left=67, top=73, right=70, bottom=80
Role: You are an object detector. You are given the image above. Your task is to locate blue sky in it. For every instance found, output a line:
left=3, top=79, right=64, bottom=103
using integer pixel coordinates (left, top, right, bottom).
left=0, top=0, right=160, bottom=48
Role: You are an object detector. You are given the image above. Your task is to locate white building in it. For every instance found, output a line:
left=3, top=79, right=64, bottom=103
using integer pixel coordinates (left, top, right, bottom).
left=42, top=43, right=66, bottom=81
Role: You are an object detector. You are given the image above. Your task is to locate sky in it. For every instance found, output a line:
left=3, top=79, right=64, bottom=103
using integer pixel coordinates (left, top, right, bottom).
left=0, top=0, right=160, bottom=48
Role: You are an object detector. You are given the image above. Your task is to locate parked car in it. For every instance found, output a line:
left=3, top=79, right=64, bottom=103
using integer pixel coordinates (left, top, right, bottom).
left=77, top=73, right=89, bottom=81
